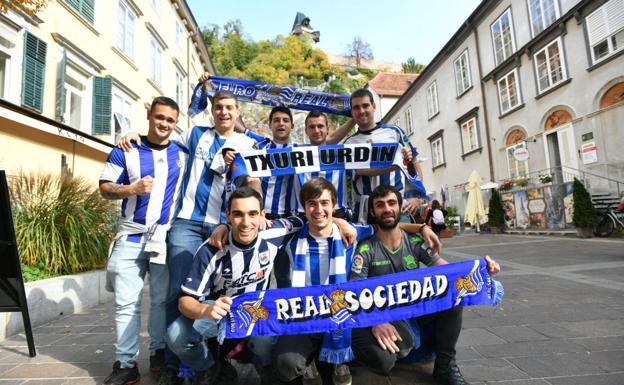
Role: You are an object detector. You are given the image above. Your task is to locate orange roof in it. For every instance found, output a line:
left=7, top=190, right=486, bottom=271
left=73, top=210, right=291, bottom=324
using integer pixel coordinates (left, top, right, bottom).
left=368, top=72, right=418, bottom=97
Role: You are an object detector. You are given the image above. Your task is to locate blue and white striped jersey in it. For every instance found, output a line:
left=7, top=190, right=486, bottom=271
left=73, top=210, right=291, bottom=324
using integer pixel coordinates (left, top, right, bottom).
left=99, top=140, right=187, bottom=243
left=246, top=130, right=297, bottom=216
left=294, top=170, right=351, bottom=214
left=284, top=224, right=373, bottom=286
left=343, top=123, right=409, bottom=221
left=181, top=217, right=304, bottom=300
left=174, top=126, right=257, bottom=224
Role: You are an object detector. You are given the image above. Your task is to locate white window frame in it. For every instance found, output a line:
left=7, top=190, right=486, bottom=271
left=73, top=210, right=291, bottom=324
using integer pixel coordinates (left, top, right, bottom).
left=491, top=8, right=516, bottom=65
left=460, top=117, right=480, bottom=154
left=497, top=68, right=522, bottom=114
left=175, top=19, right=184, bottom=47
left=116, top=0, right=135, bottom=60
left=528, top=0, right=560, bottom=37
left=64, top=82, right=85, bottom=130
left=149, top=35, right=163, bottom=87
left=506, top=141, right=529, bottom=178
left=175, top=69, right=184, bottom=109
left=533, top=37, right=567, bottom=93
left=0, top=50, right=10, bottom=100
left=113, top=87, right=133, bottom=143
left=453, top=49, right=472, bottom=96
left=405, top=106, right=414, bottom=136
left=586, top=0, right=624, bottom=64
left=431, top=137, right=445, bottom=167
left=426, top=81, right=439, bottom=119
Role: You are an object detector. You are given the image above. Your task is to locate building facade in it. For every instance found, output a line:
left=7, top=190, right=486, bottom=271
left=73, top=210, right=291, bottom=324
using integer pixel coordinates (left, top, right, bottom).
left=386, top=0, right=624, bottom=222
left=366, top=72, right=418, bottom=122
left=0, top=0, right=213, bottom=183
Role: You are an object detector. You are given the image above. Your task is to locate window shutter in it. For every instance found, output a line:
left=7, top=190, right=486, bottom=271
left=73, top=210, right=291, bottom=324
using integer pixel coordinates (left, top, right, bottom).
left=21, top=32, right=47, bottom=112
left=66, top=0, right=95, bottom=24
left=92, top=76, right=112, bottom=135
left=587, top=7, right=608, bottom=45
left=606, top=0, right=624, bottom=37
left=55, top=49, right=67, bottom=122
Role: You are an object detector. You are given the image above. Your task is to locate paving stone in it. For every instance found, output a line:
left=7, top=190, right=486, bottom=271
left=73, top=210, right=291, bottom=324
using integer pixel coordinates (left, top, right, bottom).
left=455, top=346, right=484, bottom=361
left=571, top=336, right=624, bottom=351
left=0, top=380, right=25, bottom=385
left=583, top=350, right=624, bottom=372
left=508, top=352, right=605, bottom=377
left=2, top=363, right=81, bottom=379
left=2, top=333, right=66, bottom=347
left=546, top=372, right=624, bottom=385
left=51, top=332, right=115, bottom=346
left=526, top=323, right=585, bottom=339
left=457, top=358, right=529, bottom=382
left=557, top=319, right=624, bottom=338
left=473, top=339, right=586, bottom=358
left=457, top=328, right=506, bottom=347
left=487, top=325, right=550, bottom=342
left=472, top=380, right=550, bottom=385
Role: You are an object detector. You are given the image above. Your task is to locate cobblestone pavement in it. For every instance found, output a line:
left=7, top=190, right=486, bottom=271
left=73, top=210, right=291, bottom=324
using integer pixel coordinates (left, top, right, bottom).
left=1, top=232, right=623, bottom=384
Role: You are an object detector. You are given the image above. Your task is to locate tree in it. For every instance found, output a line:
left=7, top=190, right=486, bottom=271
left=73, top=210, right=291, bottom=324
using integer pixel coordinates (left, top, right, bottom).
left=488, top=190, right=505, bottom=230
left=402, top=57, right=426, bottom=74
left=345, top=36, right=373, bottom=67
left=0, top=0, right=48, bottom=14
left=572, top=178, right=596, bottom=229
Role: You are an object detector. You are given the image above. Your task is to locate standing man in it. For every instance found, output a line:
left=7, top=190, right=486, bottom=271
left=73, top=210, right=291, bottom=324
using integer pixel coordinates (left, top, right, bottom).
left=349, top=185, right=500, bottom=385
left=99, top=97, right=187, bottom=385
left=119, top=90, right=259, bottom=385
left=343, top=89, right=424, bottom=223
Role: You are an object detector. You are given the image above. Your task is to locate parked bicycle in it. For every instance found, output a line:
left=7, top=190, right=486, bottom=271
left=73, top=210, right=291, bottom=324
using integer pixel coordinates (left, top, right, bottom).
left=594, top=204, right=624, bottom=237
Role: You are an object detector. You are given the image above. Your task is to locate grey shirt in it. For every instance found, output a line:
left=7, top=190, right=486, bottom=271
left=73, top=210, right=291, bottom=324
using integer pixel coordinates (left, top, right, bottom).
left=349, top=230, right=439, bottom=280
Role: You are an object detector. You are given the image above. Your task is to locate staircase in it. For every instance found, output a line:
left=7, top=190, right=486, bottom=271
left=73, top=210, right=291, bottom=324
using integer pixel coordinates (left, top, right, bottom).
left=591, top=192, right=621, bottom=214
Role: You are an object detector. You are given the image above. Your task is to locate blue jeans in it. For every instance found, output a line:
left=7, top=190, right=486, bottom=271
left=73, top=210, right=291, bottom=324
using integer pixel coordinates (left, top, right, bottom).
left=106, top=240, right=168, bottom=367
left=167, top=314, right=275, bottom=371
left=165, top=218, right=218, bottom=368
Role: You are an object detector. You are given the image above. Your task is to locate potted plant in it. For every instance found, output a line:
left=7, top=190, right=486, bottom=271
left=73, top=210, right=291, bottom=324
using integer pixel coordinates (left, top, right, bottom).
left=538, top=173, right=553, bottom=184
left=445, top=206, right=460, bottom=235
left=487, top=190, right=505, bottom=234
left=499, top=179, right=515, bottom=191
left=572, top=178, right=596, bottom=238
left=515, top=176, right=529, bottom=187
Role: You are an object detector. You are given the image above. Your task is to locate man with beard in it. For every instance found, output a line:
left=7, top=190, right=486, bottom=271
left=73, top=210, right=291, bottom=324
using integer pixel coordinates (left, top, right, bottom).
left=349, top=185, right=500, bottom=385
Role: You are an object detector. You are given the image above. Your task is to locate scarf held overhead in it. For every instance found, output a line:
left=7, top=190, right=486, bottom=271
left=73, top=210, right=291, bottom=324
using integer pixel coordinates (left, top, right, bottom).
left=219, top=258, right=503, bottom=342
left=188, top=76, right=352, bottom=117
left=231, top=143, right=430, bottom=199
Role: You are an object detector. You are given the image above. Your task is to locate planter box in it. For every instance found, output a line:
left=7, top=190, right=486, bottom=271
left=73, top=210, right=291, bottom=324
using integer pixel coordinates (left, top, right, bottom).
left=0, top=269, right=113, bottom=340
left=440, top=229, right=454, bottom=238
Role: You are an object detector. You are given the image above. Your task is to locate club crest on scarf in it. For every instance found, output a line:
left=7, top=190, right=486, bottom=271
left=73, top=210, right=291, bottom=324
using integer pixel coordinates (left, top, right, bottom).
left=236, top=298, right=269, bottom=329
left=454, top=260, right=487, bottom=306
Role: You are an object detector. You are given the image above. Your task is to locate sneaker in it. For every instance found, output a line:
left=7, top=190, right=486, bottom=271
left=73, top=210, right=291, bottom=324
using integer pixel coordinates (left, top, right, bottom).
left=102, top=361, right=140, bottom=385
left=157, top=368, right=183, bottom=385
left=150, top=349, right=165, bottom=379
left=302, top=359, right=322, bottom=385
left=433, top=360, right=470, bottom=385
left=332, top=364, right=352, bottom=385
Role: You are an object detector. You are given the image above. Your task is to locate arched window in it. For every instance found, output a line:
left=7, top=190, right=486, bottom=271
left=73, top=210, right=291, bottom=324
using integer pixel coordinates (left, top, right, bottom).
left=505, top=127, right=528, bottom=178
left=599, top=82, right=624, bottom=109
left=544, top=110, right=573, bottom=131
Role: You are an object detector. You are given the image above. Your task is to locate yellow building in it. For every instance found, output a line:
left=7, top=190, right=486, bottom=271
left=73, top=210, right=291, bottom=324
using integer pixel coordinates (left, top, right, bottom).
left=0, top=0, right=214, bottom=183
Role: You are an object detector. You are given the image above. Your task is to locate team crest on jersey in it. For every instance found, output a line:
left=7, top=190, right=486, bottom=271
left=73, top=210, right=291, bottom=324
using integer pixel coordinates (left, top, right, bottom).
left=259, top=251, right=270, bottom=266
left=351, top=254, right=364, bottom=274
left=236, top=298, right=269, bottom=329
left=403, top=255, right=417, bottom=270
left=176, top=158, right=183, bottom=167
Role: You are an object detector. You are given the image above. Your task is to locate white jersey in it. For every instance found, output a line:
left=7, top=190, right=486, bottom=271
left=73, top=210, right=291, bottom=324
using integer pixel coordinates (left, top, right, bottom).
left=174, top=126, right=256, bottom=224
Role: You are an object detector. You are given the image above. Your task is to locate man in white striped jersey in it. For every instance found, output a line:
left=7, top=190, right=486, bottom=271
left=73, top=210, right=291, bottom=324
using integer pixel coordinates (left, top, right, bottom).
left=100, top=97, right=187, bottom=385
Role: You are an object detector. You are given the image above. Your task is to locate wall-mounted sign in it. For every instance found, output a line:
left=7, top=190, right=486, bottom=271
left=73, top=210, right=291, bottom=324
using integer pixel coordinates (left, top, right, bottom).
left=513, top=147, right=529, bottom=161
left=581, top=142, right=598, bottom=164
left=581, top=132, right=594, bottom=142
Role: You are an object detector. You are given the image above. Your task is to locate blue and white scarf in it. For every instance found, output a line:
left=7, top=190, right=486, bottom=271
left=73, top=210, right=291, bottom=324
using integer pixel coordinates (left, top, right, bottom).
left=189, top=76, right=351, bottom=117
left=218, top=259, right=504, bottom=358
left=292, top=223, right=352, bottom=363
left=231, top=143, right=430, bottom=199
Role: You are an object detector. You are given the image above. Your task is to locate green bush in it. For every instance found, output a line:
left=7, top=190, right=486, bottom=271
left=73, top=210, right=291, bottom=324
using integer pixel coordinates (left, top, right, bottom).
left=488, top=190, right=505, bottom=229
left=9, top=171, right=116, bottom=276
left=572, top=178, right=596, bottom=228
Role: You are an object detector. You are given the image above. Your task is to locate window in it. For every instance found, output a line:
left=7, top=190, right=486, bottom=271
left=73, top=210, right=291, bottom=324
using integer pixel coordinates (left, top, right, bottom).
left=116, top=1, right=135, bottom=60
left=528, top=0, right=560, bottom=36
left=0, top=51, right=8, bottom=99
left=21, top=32, right=47, bottom=112
left=176, top=20, right=184, bottom=47
left=454, top=50, right=472, bottom=96
left=65, top=83, right=83, bottom=129
left=460, top=117, right=480, bottom=154
left=405, top=106, right=414, bottom=136
left=149, top=35, right=163, bottom=86
left=491, top=9, right=516, bottom=65
left=497, top=68, right=521, bottom=114
left=534, top=37, right=567, bottom=93
left=175, top=70, right=184, bottom=108
left=431, top=137, right=445, bottom=167
left=426, top=81, right=439, bottom=118
left=586, top=0, right=624, bottom=64
left=506, top=142, right=529, bottom=178
left=66, top=0, right=95, bottom=24
left=113, top=88, right=132, bottom=143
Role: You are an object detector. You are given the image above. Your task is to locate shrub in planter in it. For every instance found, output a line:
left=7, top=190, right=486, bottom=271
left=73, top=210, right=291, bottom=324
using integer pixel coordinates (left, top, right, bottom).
left=538, top=173, right=553, bottom=184
left=571, top=178, right=596, bottom=237
left=488, top=190, right=505, bottom=232
left=9, top=171, right=117, bottom=275
left=515, top=177, right=529, bottom=187
left=499, top=179, right=514, bottom=191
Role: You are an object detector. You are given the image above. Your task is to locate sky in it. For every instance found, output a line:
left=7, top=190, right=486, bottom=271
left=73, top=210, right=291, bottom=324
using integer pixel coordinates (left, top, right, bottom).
left=187, top=0, right=483, bottom=65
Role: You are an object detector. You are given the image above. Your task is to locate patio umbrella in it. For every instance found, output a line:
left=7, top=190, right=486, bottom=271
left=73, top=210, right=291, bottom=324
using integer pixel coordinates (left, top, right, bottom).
left=464, top=170, right=487, bottom=232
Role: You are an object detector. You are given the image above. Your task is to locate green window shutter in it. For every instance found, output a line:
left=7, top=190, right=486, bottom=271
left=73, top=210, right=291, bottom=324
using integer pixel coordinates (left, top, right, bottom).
left=21, top=32, right=47, bottom=112
left=92, top=76, right=112, bottom=135
left=66, top=0, right=95, bottom=24
left=55, top=49, right=67, bottom=122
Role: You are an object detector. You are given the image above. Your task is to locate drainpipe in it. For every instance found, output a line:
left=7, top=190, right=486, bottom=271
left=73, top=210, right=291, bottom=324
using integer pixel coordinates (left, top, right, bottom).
left=472, top=24, right=495, bottom=182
